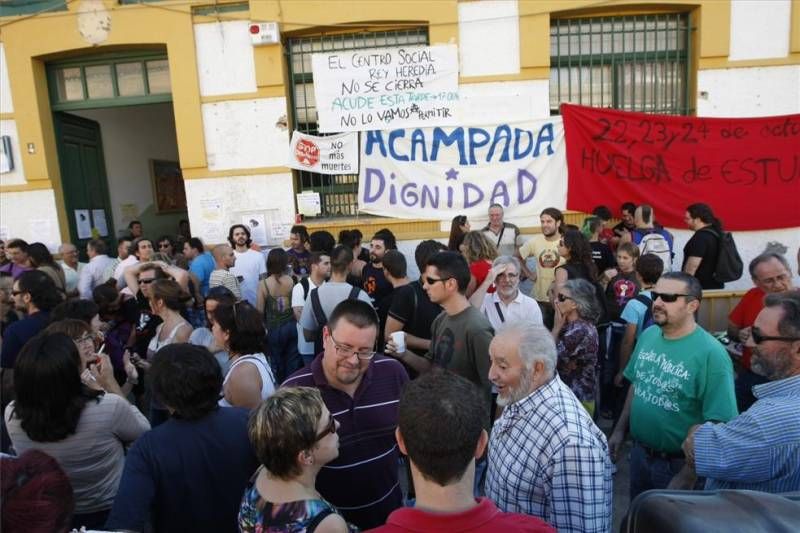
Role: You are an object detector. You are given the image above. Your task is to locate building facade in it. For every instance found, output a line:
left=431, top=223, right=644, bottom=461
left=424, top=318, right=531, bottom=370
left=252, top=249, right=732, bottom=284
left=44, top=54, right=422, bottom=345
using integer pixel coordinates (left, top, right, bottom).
left=1, top=0, right=798, bottom=285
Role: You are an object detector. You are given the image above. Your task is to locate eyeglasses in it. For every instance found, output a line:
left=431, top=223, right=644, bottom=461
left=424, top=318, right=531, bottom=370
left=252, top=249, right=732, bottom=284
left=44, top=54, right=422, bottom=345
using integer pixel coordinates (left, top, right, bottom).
left=751, top=326, right=800, bottom=345
left=424, top=276, right=452, bottom=286
left=556, top=293, right=573, bottom=302
left=651, top=291, right=692, bottom=303
left=313, top=415, right=337, bottom=443
left=138, top=278, right=155, bottom=284
left=328, top=331, right=376, bottom=360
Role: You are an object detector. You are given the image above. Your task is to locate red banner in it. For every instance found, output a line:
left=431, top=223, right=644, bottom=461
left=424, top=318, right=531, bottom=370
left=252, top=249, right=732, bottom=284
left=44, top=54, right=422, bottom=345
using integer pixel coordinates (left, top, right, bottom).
left=561, top=104, right=800, bottom=231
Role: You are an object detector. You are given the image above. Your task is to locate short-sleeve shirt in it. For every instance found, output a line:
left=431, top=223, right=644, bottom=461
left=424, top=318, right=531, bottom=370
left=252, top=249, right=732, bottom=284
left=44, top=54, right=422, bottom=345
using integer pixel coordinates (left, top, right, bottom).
left=210, top=269, right=242, bottom=300
left=591, top=241, right=615, bottom=274
left=287, top=248, right=311, bottom=277
left=387, top=281, right=442, bottom=354
left=231, top=249, right=267, bottom=306
left=299, top=281, right=372, bottom=334
left=292, top=277, right=320, bottom=355
left=605, top=271, right=640, bottom=321
left=283, top=355, right=409, bottom=529
left=728, top=287, right=766, bottom=369
left=425, top=306, right=494, bottom=424
left=623, top=325, right=738, bottom=453
left=518, top=235, right=564, bottom=302
left=620, top=289, right=653, bottom=336
left=479, top=290, right=543, bottom=331
left=683, top=229, right=723, bottom=289
left=482, top=222, right=521, bottom=257
left=189, top=252, right=215, bottom=297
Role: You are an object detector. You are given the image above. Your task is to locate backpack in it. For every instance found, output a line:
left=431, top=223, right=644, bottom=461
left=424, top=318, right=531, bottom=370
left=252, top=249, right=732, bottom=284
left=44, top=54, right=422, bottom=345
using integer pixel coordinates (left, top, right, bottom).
left=635, top=229, right=672, bottom=272
left=700, top=228, right=744, bottom=283
left=309, top=285, right=362, bottom=355
left=634, top=293, right=655, bottom=333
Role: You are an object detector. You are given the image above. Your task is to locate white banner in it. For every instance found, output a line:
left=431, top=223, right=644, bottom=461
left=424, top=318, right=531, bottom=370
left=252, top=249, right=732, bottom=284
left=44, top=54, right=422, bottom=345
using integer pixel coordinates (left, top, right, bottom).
left=358, top=118, right=567, bottom=220
left=311, top=44, right=460, bottom=132
left=287, top=131, right=359, bottom=175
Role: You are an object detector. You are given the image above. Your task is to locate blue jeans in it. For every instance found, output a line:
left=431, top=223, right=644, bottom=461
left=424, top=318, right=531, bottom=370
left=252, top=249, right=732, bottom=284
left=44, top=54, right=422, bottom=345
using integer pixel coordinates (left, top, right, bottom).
left=629, top=442, right=687, bottom=501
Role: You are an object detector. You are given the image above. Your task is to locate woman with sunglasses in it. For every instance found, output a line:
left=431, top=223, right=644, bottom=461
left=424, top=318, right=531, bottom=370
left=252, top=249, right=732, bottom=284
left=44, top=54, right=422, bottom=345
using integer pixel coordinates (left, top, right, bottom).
left=240, top=386, right=355, bottom=533
left=212, top=301, right=275, bottom=409
left=552, top=278, right=602, bottom=417
left=447, top=215, right=471, bottom=252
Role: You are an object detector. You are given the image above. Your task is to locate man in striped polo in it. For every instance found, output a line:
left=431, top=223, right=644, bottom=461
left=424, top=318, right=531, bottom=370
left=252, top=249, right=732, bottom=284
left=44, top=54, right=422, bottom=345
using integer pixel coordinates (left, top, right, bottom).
left=283, top=299, right=409, bottom=530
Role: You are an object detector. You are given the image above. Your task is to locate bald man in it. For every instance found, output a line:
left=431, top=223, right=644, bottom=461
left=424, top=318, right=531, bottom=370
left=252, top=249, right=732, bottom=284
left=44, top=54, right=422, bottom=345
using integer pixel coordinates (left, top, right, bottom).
left=209, top=244, right=241, bottom=300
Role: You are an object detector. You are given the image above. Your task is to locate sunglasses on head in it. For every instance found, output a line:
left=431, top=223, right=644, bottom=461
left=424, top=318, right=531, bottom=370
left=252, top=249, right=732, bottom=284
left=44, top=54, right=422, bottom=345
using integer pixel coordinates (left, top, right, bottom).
left=313, top=415, right=337, bottom=442
left=651, top=291, right=691, bottom=303
left=751, top=326, right=800, bottom=345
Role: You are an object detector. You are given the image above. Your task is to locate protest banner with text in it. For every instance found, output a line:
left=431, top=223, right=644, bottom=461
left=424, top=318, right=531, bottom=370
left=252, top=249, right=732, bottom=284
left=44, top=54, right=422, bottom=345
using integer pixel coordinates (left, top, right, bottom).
left=358, top=118, right=567, bottom=220
left=562, top=104, right=800, bottom=231
left=312, top=45, right=459, bottom=133
left=287, top=131, right=359, bottom=175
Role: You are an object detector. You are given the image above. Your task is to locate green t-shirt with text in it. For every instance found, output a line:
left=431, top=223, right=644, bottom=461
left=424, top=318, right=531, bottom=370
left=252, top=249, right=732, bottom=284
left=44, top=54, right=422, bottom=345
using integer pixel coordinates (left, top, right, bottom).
left=623, top=325, right=737, bottom=453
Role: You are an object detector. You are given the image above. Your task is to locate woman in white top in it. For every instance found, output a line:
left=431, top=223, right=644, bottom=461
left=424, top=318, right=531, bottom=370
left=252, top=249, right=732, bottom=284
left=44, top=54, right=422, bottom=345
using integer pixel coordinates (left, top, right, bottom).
left=5, top=332, right=150, bottom=530
left=132, top=278, right=192, bottom=425
left=212, top=300, right=275, bottom=409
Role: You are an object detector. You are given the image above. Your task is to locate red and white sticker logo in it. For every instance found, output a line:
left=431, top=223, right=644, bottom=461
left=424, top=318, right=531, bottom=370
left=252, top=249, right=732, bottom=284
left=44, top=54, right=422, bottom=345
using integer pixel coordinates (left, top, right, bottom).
left=295, top=139, right=320, bottom=167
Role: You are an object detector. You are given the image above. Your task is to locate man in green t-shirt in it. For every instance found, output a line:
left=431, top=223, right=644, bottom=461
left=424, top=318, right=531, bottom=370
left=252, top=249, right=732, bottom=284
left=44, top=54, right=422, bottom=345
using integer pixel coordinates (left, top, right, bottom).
left=608, top=272, right=737, bottom=501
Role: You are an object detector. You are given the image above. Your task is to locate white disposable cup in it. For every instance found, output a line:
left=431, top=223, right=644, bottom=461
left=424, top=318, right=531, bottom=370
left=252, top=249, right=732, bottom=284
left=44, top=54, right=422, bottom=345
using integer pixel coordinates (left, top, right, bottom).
left=390, top=331, right=406, bottom=353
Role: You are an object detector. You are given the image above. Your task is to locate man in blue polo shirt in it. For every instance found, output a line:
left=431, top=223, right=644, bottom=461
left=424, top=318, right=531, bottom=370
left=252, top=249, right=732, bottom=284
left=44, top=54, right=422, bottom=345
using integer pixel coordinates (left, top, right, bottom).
left=284, top=299, right=409, bottom=530
left=183, top=237, right=215, bottom=297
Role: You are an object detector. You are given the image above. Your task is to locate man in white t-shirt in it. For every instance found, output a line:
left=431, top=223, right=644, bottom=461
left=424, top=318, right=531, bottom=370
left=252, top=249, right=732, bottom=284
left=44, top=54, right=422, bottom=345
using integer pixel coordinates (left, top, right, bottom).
left=292, top=251, right=330, bottom=365
left=469, top=256, right=543, bottom=331
left=227, top=224, right=266, bottom=306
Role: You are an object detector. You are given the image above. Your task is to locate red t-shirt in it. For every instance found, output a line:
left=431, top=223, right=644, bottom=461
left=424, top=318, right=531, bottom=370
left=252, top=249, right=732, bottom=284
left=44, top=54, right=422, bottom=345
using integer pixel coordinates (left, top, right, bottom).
left=728, top=286, right=766, bottom=369
left=470, top=260, right=495, bottom=293
left=366, top=497, right=555, bottom=533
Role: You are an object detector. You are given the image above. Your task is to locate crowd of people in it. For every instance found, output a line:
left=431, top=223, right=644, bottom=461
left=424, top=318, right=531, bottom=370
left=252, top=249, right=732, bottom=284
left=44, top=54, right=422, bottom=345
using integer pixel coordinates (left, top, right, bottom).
left=0, top=203, right=798, bottom=532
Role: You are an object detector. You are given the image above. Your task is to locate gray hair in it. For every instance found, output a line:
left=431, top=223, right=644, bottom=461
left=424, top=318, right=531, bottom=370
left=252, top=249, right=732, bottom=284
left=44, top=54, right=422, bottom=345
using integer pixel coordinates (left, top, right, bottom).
left=748, top=252, right=791, bottom=278
left=764, top=292, right=800, bottom=338
left=492, top=255, right=521, bottom=272
left=563, top=278, right=601, bottom=323
left=497, top=321, right=557, bottom=377
left=660, top=271, right=703, bottom=301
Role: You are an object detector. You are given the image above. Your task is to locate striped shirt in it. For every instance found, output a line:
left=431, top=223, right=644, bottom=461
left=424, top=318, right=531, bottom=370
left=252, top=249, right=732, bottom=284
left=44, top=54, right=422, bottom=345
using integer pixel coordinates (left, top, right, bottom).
left=282, top=354, right=409, bottom=530
left=209, top=269, right=242, bottom=300
left=486, top=375, right=613, bottom=533
left=695, top=374, right=800, bottom=492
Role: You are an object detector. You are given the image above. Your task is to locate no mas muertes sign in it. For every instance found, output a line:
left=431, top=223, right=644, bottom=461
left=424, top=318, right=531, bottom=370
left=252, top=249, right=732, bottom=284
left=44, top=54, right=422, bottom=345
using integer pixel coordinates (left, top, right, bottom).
left=311, top=45, right=460, bottom=133
left=358, top=117, right=568, bottom=220
left=287, top=131, right=359, bottom=175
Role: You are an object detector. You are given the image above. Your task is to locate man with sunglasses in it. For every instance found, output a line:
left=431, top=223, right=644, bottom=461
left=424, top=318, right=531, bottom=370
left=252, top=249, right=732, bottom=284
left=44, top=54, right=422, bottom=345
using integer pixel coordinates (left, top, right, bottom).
left=284, top=299, right=409, bottom=530
left=680, top=291, right=800, bottom=492
left=608, top=272, right=737, bottom=501
left=728, top=252, right=795, bottom=411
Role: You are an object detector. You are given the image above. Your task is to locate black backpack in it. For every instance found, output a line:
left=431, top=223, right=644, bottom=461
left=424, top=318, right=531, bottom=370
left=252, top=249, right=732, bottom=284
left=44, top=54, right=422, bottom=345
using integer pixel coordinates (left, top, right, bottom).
left=700, top=228, right=744, bottom=283
left=309, top=285, right=361, bottom=355
left=634, top=293, right=655, bottom=332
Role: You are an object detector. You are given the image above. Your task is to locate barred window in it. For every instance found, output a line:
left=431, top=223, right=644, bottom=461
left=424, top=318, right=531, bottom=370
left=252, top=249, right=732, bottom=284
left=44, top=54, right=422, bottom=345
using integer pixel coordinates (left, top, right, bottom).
left=550, top=13, right=691, bottom=115
left=285, top=29, right=428, bottom=217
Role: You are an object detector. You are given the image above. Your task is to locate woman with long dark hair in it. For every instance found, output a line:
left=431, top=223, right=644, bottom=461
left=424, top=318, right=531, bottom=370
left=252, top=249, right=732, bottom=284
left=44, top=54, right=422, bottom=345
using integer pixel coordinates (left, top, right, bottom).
left=27, top=242, right=66, bottom=294
left=256, top=248, right=300, bottom=382
left=683, top=202, right=725, bottom=289
left=4, top=332, right=149, bottom=530
left=447, top=215, right=471, bottom=251
left=213, top=301, right=275, bottom=409
left=554, top=229, right=599, bottom=284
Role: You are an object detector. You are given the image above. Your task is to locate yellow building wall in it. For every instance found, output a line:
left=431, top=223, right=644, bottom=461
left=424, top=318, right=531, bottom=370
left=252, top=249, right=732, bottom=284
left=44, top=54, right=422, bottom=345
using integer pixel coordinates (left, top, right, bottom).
left=2, top=0, right=799, bottom=242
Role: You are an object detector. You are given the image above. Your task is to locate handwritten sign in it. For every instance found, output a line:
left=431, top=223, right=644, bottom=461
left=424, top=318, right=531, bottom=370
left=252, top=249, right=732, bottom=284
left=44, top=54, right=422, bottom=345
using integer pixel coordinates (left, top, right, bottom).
left=287, top=131, right=359, bottom=175
left=358, top=118, right=567, bottom=220
left=562, top=104, right=800, bottom=231
left=312, top=45, right=459, bottom=132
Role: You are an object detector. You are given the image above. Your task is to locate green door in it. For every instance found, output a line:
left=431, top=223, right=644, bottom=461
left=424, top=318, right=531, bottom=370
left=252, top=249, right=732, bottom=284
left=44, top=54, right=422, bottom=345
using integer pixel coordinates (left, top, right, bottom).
left=54, top=112, right=115, bottom=260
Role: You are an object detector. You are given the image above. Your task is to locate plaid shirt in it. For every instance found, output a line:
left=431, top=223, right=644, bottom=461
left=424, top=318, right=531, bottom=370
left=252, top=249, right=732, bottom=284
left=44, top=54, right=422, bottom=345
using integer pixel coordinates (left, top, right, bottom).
left=486, top=375, right=613, bottom=533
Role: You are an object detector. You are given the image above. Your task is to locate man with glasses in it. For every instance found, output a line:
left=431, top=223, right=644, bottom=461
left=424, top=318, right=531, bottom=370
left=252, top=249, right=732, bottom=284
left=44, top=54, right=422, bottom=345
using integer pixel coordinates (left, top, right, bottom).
left=728, top=252, right=795, bottom=411
left=155, top=235, right=176, bottom=259
left=284, top=299, right=409, bottom=530
left=680, top=291, right=800, bottom=492
left=469, top=255, right=543, bottom=331
left=608, top=272, right=737, bottom=502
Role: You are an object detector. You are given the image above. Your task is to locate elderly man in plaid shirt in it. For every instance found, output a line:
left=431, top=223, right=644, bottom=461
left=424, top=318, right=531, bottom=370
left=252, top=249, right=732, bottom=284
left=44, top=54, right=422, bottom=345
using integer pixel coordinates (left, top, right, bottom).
left=485, top=322, right=612, bottom=533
